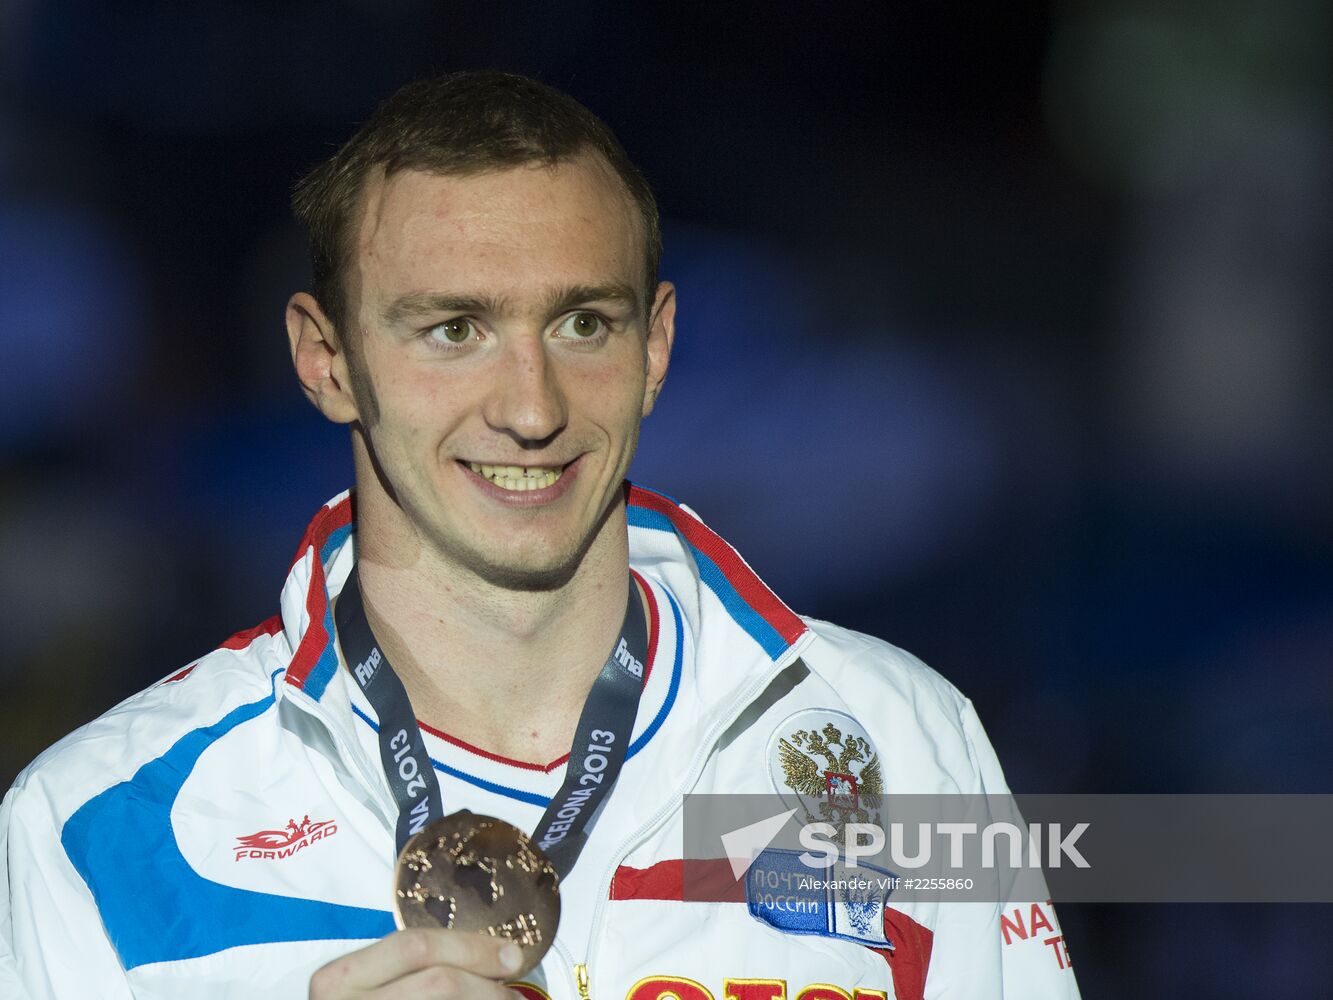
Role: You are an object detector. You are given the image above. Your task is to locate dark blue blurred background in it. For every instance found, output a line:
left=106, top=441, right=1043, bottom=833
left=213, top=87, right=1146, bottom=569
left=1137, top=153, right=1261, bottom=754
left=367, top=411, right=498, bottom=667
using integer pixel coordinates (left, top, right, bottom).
left=2, top=1, right=1330, bottom=995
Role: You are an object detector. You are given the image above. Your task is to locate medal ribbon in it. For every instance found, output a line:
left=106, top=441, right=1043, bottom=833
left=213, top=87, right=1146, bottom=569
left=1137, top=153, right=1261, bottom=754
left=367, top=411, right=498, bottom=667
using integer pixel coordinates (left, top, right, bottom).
left=335, top=569, right=649, bottom=878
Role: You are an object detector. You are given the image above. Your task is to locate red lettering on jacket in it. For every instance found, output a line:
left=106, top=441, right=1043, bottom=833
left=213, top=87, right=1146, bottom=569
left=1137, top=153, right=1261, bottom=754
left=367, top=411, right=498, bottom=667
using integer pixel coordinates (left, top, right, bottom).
left=1000, top=908, right=1028, bottom=944
left=628, top=976, right=714, bottom=1000
left=725, top=980, right=785, bottom=1000
left=1001, top=902, right=1058, bottom=946
left=1043, top=935, right=1071, bottom=969
left=233, top=815, right=337, bottom=861
left=1028, top=903, right=1054, bottom=936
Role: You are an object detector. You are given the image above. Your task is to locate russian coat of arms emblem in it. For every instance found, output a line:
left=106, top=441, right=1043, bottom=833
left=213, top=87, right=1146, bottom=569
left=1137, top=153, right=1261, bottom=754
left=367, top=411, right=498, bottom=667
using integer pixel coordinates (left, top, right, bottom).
left=770, top=711, right=883, bottom=830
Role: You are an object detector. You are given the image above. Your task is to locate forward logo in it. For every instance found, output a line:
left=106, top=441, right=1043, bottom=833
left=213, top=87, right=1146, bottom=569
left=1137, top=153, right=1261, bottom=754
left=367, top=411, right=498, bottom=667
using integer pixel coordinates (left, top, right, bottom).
left=234, top=814, right=338, bottom=861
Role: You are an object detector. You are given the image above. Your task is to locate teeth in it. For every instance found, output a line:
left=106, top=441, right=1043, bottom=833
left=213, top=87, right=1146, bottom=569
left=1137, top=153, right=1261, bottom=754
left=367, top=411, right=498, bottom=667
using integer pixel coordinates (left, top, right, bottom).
left=467, top=462, right=562, bottom=491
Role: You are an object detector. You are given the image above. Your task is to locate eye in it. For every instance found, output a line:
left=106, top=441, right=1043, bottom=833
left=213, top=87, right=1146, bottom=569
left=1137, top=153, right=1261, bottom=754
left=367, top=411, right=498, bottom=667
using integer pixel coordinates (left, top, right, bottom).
left=554, top=312, right=607, bottom=340
left=425, top=318, right=479, bottom=346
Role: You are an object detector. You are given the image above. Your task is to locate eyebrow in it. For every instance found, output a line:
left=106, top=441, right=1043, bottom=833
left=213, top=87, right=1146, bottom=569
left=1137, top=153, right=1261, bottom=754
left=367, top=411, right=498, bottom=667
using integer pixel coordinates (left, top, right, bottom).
left=547, top=282, right=642, bottom=315
left=379, top=292, right=501, bottom=327
left=380, top=282, right=642, bottom=327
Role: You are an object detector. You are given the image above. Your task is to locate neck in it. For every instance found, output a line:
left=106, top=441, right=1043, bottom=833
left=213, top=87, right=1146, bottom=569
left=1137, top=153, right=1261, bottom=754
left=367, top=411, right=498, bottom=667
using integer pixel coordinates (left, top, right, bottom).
left=349, top=497, right=633, bottom=764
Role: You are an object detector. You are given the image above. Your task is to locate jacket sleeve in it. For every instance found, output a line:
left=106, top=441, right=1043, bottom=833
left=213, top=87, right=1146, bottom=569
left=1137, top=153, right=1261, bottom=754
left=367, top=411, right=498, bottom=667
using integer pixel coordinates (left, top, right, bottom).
left=1, top=780, right=135, bottom=999
left=957, top=699, right=1082, bottom=1000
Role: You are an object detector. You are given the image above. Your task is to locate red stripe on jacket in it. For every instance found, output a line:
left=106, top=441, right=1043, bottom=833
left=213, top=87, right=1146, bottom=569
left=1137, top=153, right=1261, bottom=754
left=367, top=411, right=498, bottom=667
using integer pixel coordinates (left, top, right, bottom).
left=627, top=485, right=805, bottom=646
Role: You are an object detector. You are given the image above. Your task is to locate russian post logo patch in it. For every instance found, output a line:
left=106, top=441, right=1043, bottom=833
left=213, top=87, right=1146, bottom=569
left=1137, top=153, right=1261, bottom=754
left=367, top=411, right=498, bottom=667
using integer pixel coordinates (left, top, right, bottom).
left=746, top=847, right=895, bottom=949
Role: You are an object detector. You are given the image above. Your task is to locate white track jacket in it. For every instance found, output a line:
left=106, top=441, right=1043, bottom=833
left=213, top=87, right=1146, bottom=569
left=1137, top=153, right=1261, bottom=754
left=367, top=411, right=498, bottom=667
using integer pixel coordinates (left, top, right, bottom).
left=1, top=486, right=1081, bottom=999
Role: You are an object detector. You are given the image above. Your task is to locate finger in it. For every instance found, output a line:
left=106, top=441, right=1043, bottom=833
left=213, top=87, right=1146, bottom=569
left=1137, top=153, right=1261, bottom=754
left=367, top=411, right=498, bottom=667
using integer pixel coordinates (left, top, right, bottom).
left=363, top=964, right=520, bottom=1000
left=309, top=929, right=523, bottom=996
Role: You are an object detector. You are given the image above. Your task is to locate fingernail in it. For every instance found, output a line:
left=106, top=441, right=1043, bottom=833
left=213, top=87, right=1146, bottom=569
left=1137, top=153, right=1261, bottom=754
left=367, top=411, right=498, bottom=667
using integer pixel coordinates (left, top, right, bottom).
left=500, top=942, right=523, bottom=973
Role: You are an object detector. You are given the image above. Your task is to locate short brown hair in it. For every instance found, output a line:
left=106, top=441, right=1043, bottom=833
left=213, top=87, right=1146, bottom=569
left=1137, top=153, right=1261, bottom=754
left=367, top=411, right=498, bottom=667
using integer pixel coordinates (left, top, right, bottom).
left=292, top=71, right=661, bottom=335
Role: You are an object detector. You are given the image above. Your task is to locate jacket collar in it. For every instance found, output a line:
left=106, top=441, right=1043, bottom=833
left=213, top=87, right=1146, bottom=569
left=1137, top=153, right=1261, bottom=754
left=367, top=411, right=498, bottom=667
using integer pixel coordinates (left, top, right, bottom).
left=622, top=484, right=811, bottom=731
left=271, top=485, right=812, bottom=755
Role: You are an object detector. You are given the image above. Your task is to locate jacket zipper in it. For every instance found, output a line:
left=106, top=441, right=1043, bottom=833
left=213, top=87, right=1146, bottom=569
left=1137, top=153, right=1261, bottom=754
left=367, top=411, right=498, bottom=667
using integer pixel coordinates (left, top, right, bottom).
left=570, top=634, right=813, bottom=999
left=281, top=683, right=399, bottom=826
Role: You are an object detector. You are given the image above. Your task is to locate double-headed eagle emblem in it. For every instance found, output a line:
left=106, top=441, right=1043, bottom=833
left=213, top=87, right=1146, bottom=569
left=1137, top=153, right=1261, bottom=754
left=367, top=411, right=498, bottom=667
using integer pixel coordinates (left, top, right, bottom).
left=777, top=722, right=883, bottom=828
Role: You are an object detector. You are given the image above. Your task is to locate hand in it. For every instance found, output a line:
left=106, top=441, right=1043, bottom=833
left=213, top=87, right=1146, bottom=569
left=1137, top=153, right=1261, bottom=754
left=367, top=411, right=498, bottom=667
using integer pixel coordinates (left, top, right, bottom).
left=308, top=927, right=525, bottom=998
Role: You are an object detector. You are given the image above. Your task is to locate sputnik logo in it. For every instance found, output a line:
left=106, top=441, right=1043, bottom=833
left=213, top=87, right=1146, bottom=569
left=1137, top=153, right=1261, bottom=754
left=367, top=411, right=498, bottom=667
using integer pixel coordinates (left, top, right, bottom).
left=234, top=814, right=338, bottom=861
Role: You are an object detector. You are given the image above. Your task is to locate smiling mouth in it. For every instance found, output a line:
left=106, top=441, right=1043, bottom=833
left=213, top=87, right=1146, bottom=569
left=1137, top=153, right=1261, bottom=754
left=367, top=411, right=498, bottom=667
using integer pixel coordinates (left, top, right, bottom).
left=466, top=461, right=567, bottom=492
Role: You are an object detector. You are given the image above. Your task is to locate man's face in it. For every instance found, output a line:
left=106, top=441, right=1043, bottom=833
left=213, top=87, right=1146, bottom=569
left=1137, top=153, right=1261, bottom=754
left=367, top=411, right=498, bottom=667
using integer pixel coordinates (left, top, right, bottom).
left=336, top=156, right=672, bottom=589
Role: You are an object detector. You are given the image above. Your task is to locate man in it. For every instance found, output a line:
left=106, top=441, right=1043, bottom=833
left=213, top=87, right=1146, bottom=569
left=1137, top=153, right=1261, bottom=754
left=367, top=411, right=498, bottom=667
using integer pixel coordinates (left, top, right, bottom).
left=0, top=72, right=1080, bottom=999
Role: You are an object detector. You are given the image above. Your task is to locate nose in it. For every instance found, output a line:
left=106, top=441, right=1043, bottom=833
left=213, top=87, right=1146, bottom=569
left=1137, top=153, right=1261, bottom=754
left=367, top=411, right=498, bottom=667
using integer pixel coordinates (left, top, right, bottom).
left=481, top=331, right=568, bottom=446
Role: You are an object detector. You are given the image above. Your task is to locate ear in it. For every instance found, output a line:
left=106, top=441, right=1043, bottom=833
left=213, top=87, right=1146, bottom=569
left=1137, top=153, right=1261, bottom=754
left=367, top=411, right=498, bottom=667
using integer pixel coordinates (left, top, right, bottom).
left=285, top=292, right=361, bottom=425
left=642, top=281, right=675, bottom=418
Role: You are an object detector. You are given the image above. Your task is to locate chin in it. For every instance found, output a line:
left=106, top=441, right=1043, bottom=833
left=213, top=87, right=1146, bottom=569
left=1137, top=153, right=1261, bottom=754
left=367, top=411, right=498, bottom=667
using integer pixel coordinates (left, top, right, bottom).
left=440, top=528, right=593, bottom=594
left=436, top=493, right=617, bottom=592
left=481, top=561, right=582, bottom=593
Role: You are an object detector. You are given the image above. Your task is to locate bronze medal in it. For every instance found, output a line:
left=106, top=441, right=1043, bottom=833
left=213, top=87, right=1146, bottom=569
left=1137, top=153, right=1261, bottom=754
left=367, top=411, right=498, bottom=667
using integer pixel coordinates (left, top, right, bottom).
left=393, top=812, right=561, bottom=977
